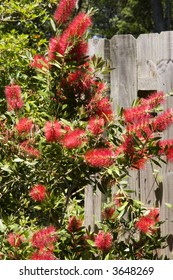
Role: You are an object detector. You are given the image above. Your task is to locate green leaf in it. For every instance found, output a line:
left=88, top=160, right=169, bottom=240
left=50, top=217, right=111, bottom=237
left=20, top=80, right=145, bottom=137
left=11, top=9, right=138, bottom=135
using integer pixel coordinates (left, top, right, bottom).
left=25, top=102, right=30, bottom=112
left=97, top=183, right=108, bottom=195
left=60, top=118, right=73, bottom=128
left=51, top=60, right=62, bottom=69
left=62, top=104, right=68, bottom=110
left=24, top=160, right=38, bottom=166
left=50, top=18, right=56, bottom=32
left=1, top=164, right=12, bottom=173
left=165, top=203, right=173, bottom=209
left=133, top=199, right=144, bottom=206
left=107, top=168, right=113, bottom=175
left=33, top=206, right=42, bottom=210
left=151, top=158, right=162, bottom=168
left=86, top=239, right=95, bottom=247
left=113, top=167, right=120, bottom=176
left=125, top=189, right=135, bottom=193
left=117, top=201, right=128, bottom=211
left=120, top=180, right=128, bottom=186
left=0, top=219, right=6, bottom=232
left=66, top=176, right=72, bottom=181
left=105, top=253, right=111, bottom=260
left=13, top=157, right=24, bottom=163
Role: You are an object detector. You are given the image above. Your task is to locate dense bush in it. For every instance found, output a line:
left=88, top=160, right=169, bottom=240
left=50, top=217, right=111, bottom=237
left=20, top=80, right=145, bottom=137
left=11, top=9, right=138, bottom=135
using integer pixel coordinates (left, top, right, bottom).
left=0, top=0, right=172, bottom=259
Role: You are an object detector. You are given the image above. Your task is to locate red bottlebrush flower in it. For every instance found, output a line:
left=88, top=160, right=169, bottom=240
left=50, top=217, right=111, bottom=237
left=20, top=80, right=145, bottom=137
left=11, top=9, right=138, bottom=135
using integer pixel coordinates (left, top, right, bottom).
left=94, top=81, right=108, bottom=94
left=48, top=33, right=69, bottom=60
left=147, top=208, right=160, bottom=222
left=62, top=124, right=72, bottom=133
left=135, top=216, right=155, bottom=234
left=68, top=69, right=93, bottom=92
left=115, top=134, right=135, bottom=158
left=62, top=128, right=87, bottom=149
left=95, top=81, right=108, bottom=94
left=15, top=117, right=33, bottom=134
left=31, top=250, right=56, bottom=260
left=159, top=139, right=173, bottom=151
left=119, top=134, right=135, bottom=156
left=153, top=109, right=173, bottom=132
left=79, top=73, right=93, bottom=93
left=159, top=139, right=173, bottom=161
left=88, top=116, right=105, bottom=135
left=102, top=207, right=115, bottom=220
left=123, top=105, right=150, bottom=124
left=74, top=40, right=88, bottom=58
left=5, top=84, right=24, bottom=111
left=135, top=208, right=159, bottom=234
left=48, top=37, right=59, bottom=60
left=95, top=231, right=113, bottom=251
left=84, top=148, right=115, bottom=167
left=67, top=216, right=82, bottom=232
left=132, top=157, right=148, bottom=169
left=127, top=119, right=154, bottom=140
left=88, top=94, right=101, bottom=111
left=31, top=226, right=57, bottom=250
left=97, top=97, right=114, bottom=122
left=116, top=136, right=149, bottom=170
left=68, top=69, right=83, bottom=85
left=29, top=184, right=48, bottom=202
left=44, top=120, right=64, bottom=142
left=69, top=40, right=88, bottom=61
left=87, top=81, right=109, bottom=111
left=67, top=12, right=92, bottom=37
left=140, top=91, right=165, bottom=109
left=97, top=97, right=111, bottom=111
left=30, top=54, right=49, bottom=69
left=20, top=140, right=40, bottom=158
left=87, top=82, right=108, bottom=110
left=167, top=149, right=173, bottom=161
left=54, top=0, right=76, bottom=24
left=7, top=232, right=23, bottom=247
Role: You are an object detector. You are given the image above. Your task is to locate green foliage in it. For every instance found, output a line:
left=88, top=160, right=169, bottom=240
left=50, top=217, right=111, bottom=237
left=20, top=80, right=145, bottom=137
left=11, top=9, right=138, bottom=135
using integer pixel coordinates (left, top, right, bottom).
left=87, top=0, right=173, bottom=38
left=88, top=0, right=153, bottom=38
left=0, top=0, right=57, bottom=98
left=0, top=194, right=168, bottom=260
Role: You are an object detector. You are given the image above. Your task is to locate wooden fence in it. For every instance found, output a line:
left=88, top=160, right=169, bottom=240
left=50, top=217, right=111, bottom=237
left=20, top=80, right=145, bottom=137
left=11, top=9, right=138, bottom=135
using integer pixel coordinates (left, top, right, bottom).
left=84, top=32, right=173, bottom=258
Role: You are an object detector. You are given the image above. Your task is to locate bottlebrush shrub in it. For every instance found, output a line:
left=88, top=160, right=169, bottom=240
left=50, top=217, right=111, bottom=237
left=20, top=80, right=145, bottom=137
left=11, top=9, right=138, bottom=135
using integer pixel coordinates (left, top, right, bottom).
left=0, top=195, right=168, bottom=260
left=0, top=0, right=172, bottom=259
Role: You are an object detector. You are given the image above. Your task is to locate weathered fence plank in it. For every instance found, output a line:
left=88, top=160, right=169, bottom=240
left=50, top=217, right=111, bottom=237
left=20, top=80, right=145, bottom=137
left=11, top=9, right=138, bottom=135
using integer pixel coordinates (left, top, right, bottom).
left=84, top=39, right=110, bottom=229
left=84, top=185, right=95, bottom=230
left=156, top=31, right=173, bottom=256
left=110, top=35, right=140, bottom=200
left=137, top=33, right=159, bottom=91
left=110, top=35, right=137, bottom=110
left=136, top=34, right=161, bottom=211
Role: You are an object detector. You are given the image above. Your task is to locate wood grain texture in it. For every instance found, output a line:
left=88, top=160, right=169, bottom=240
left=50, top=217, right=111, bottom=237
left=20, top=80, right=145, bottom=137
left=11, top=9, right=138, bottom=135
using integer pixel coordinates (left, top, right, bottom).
left=84, top=39, right=109, bottom=230
left=110, top=35, right=137, bottom=111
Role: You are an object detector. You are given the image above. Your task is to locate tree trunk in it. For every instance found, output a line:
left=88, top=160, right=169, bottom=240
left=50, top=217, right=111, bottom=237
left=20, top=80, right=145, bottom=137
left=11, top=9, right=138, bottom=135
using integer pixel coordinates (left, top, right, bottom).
left=165, top=0, right=172, bottom=30
left=150, top=0, right=166, bottom=32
